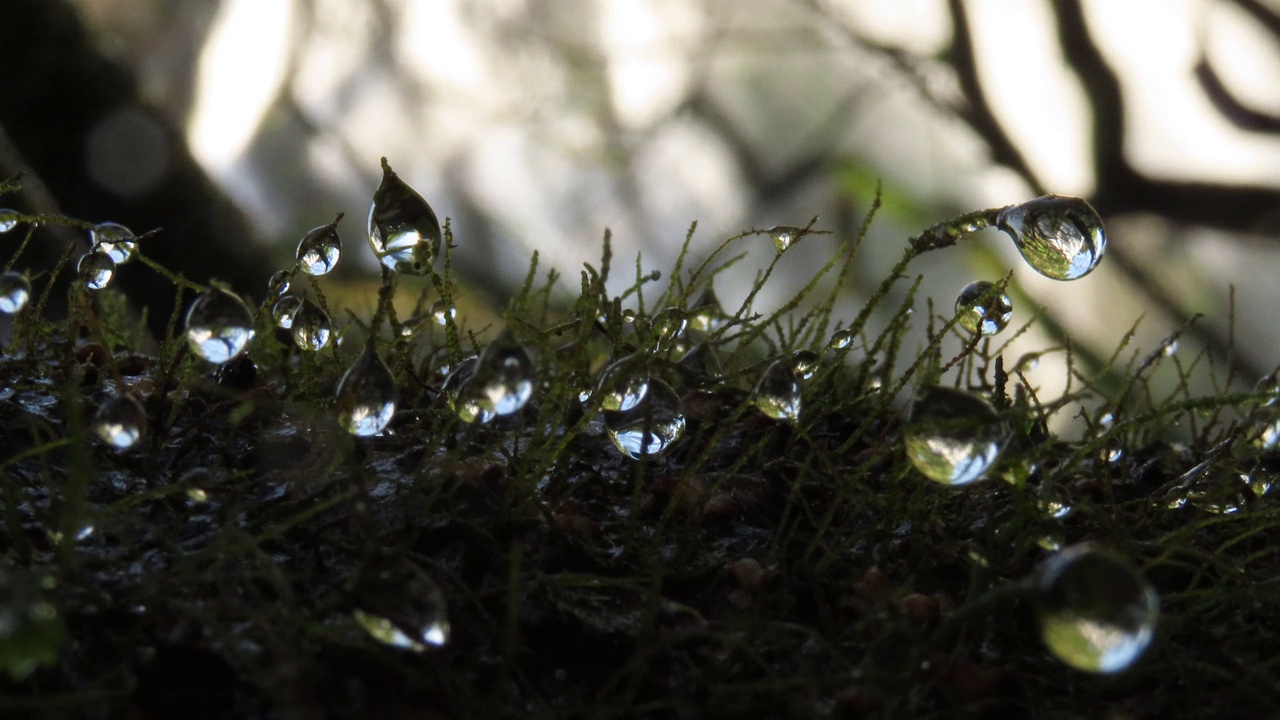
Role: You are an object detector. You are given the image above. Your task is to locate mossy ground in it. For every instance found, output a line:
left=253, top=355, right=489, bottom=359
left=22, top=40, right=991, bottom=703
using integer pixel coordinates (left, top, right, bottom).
left=1, top=199, right=1279, bottom=719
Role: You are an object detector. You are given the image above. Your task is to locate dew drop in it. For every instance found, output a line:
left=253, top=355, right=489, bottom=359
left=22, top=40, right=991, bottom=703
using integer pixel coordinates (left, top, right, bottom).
left=266, top=270, right=291, bottom=298
left=591, top=356, right=650, bottom=412
left=442, top=357, right=492, bottom=424
left=291, top=299, right=332, bottom=352
left=903, top=385, right=1008, bottom=486
left=77, top=250, right=116, bottom=291
left=954, top=281, right=1013, bottom=335
left=272, top=296, right=302, bottom=330
left=335, top=346, right=398, bottom=436
left=753, top=359, right=801, bottom=422
left=89, top=222, right=137, bottom=264
left=688, top=287, right=727, bottom=333
left=995, top=195, right=1106, bottom=281
left=92, top=395, right=147, bottom=450
left=1035, top=544, right=1157, bottom=674
left=445, top=332, right=535, bottom=424
left=791, top=349, right=820, bottom=380
left=649, top=307, right=687, bottom=348
left=0, top=272, right=31, bottom=314
left=0, top=209, right=19, bottom=234
left=605, top=378, right=685, bottom=459
left=367, top=158, right=442, bottom=275
left=1038, top=485, right=1074, bottom=519
left=828, top=328, right=854, bottom=350
left=184, top=288, right=255, bottom=364
left=353, top=560, right=450, bottom=652
left=296, top=216, right=342, bottom=276
left=430, top=300, right=455, bottom=326
left=768, top=225, right=803, bottom=252
left=620, top=308, right=637, bottom=324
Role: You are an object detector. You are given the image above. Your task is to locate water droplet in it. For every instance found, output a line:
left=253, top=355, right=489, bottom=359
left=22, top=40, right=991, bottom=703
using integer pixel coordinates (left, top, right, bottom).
left=0, top=272, right=31, bottom=314
left=768, top=225, right=804, bottom=252
left=903, top=386, right=1008, bottom=486
left=335, top=347, right=398, bottom=437
left=367, top=158, right=441, bottom=275
left=442, top=357, right=492, bottom=424
left=272, top=296, right=302, bottom=329
left=650, top=307, right=687, bottom=347
left=89, top=222, right=137, bottom=264
left=791, top=349, right=820, bottom=380
left=620, top=308, right=637, bottom=324
left=591, top=356, right=650, bottom=412
left=828, top=328, right=854, bottom=350
left=296, top=216, right=342, bottom=276
left=1038, top=485, right=1074, bottom=519
left=0, top=209, right=19, bottom=234
left=1035, top=545, right=1157, bottom=674
left=995, top=195, right=1106, bottom=281
left=0, top=568, right=65, bottom=680
left=954, top=281, right=1013, bottom=335
left=1106, top=447, right=1124, bottom=464
left=445, top=332, right=535, bottom=423
left=430, top=300, right=455, bottom=326
left=1163, top=340, right=1179, bottom=357
left=77, top=250, right=116, bottom=291
left=291, top=299, right=332, bottom=352
left=184, top=288, right=255, bottom=364
left=605, top=378, right=685, bottom=459
left=688, top=287, right=727, bottom=333
left=92, top=395, right=147, bottom=449
left=353, top=561, right=450, bottom=652
left=753, top=359, right=801, bottom=422
left=266, top=270, right=291, bottom=298
left=187, top=487, right=209, bottom=503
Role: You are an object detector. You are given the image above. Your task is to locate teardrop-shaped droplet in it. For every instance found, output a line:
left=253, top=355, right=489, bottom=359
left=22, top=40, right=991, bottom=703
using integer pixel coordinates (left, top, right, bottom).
left=903, top=385, right=1008, bottom=486
left=442, top=357, right=493, bottom=424
left=995, top=195, right=1106, bottom=281
left=469, top=331, right=535, bottom=418
left=828, top=328, right=854, bottom=350
left=92, top=395, right=147, bottom=450
left=791, top=349, right=820, bottom=380
left=272, top=295, right=302, bottom=329
left=353, top=560, right=450, bottom=652
left=0, top=209, right=19, bottom=234
left=296, top=216, right=342, bottom=276
left=688, top=287, right=727, bottom=333
left=77, top=250, right=116, bottom=291
left=367, top=158, right=442, bottom=275
left=89, top=222, right=137, bottom=264
left=291, top=299, right=332, bottom=351
left=768, top=225, right=803, bottom=252
left=1035, top=544, right=1158, bottom=674
left=591, top=356, right=650, bottom=412
left=185, top=288, right=256, bottom=364
left=335, top=346, right=398, bottom=436
left=955, top=281, right=1013, bottom=336
left=266, top=270, right=291, bottom=298
left=605, top=378, right=685, bottom=459
left=752, top=359, right=801, bottom=422
left=0, top=272, right=31, bottom=314
left=430, top=300, right=455, bottom=326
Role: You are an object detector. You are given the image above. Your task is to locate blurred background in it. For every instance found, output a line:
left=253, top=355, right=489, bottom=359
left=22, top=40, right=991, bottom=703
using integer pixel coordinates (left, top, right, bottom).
left=4, top=0, right=1280, bottom=426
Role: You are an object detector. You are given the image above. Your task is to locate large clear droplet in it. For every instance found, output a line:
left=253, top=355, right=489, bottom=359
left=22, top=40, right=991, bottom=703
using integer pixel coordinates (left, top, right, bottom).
left=955, top=281, right=1013, bottom=336
left=469, top=331, right=535, bottom=418
left=272, top=296, right=302, bottom=330
left=335, top=347, right=398, bottom=437
left=1035, top=544, right=1158, bottom=674
left=791, top=349, right=820, bottom=380
left=649, top=307, right=687, bottom=347
left=591, top=356, right=650, bottom=412
left=266, top=270, right=291, bottom=298
left=903, top=385, right=1008, bottom=486
left=89, top=222, right=137, bottom=264
left=0, top=209, right=19, bottom=234
left=688, top=287, right=727, bottom=333
left=442, top=357, right=492, bottom=424
left=367, top=158, right=442, bottom=275
left=353, top=560, right=450, bottom=652
left=828, top=328, right=855, bottom=350
left=77, top=250, right=116, bottom=291
left=291, top=299, right=332, bottom=351
left=0, top=272, right=31, bottom=314
left=752, top=359, right=801, bottom=422
left=92, top=395, right=147, bottom=450
left=184, top=288, right=256, bottom=364
left=995, top=195, right=1106, bottom=281
left=295, top=216, right=342, bottom=276
left=605, top=378, right=685, bottom=459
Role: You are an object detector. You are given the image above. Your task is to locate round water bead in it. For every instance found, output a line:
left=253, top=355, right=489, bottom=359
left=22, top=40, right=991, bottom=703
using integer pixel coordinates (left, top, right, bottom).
left=442, top=357, right=492, bottom=424
left=828, top=328, right=855, bottom=350
left=77, top=250, right=116, bottom=291
left=0, top=272, right=31, bottom=314
left=353, top=560, right=450, bottom=652
left=0, top=209, right=19, bottom=234
left=995, top=195, right=1106, bottom=281
left=445, top=333, right=536, bottom=424
left=92, top=395, right=147, bottom=450
left=954, top=281, right=1013, bottom=336
left=688, top=287, right=727, bottom=333
left=185, top=288, right=256, bottom=364
left=266, top=270, right=291, bottom=298
left=590, top=356, right=650, bottom=412
left=650, top=306, right=687, bottom=346
left=430, top=300, right=455, bottom=326
left=791, top=349, right=820, bottom=380
left=291, top=299, right=332, bottom=351
left=295, top=217, right=342, bottom=275
left=367, top=158, right=442, bottom=275
left=753, top=359, right=801, bottom=422
left=272, top=295, right=302, bottom=330
left=767, top=225, right=804, bottom=252
left=335, top=346, right=398, bottom=437
left=605, top=378, right=686, bottom=459
left=89, top=222, right=137, bottom=264
left=903, top=385, right=1009, bottom=486
left=1035, top=544, right=1158, bottom=674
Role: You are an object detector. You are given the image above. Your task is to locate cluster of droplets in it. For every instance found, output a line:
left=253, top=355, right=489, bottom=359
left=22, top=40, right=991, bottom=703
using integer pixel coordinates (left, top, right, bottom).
left=76, top=222, right=138, bottom=291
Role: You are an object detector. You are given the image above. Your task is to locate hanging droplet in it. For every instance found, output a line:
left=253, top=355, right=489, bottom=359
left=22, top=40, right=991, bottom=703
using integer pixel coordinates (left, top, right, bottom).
left=367, top=158, right=442, bottom=275
left=605, top=378, right=685, bottom=459
left=828, top=328, right=855, bottom=351
left=0, top=568, right=65, bottom=681
left=752, top=359, right=801, bottom=422
left=688, top=287, right=727, bottom=333
left=92, top=395, right=147, bottom=450
left=903, top=385, right=1008, bottom=486
left=469, top=331, right=535, bottom=418
left=995, top=195, right=1106, bottom=281
left=272, top=296, right=302, bottom=330
left=0, top=272, right=31, bottom=314
left=430, top=300, right=455, bottom=326
left=291, top=299, right=332, bottom=352
left=0, top=209, right=19, bottom=234
left=791, top=349, right=820, bottom=380
left=77, top=250, right=116, bottom=291
left=89, top=222, right=137, bottom=264
left=335, top=346, right=398, bottom=436
left=954, top=281, right=1013, bottom=336
left=295, top=215, right=342, bottom=276
left=184, top=288, right=256, bottom=364
left=353, top=560, right=450, bottom=652
left=591, top=356, right=650, bottom=412
left=1034, top=544, right=1158, bottom=674
left=768, top=225, right=803, bottom=252
left=266, top=270, right=291, bottom=298
left=442, top=357, right=492, bottom=424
